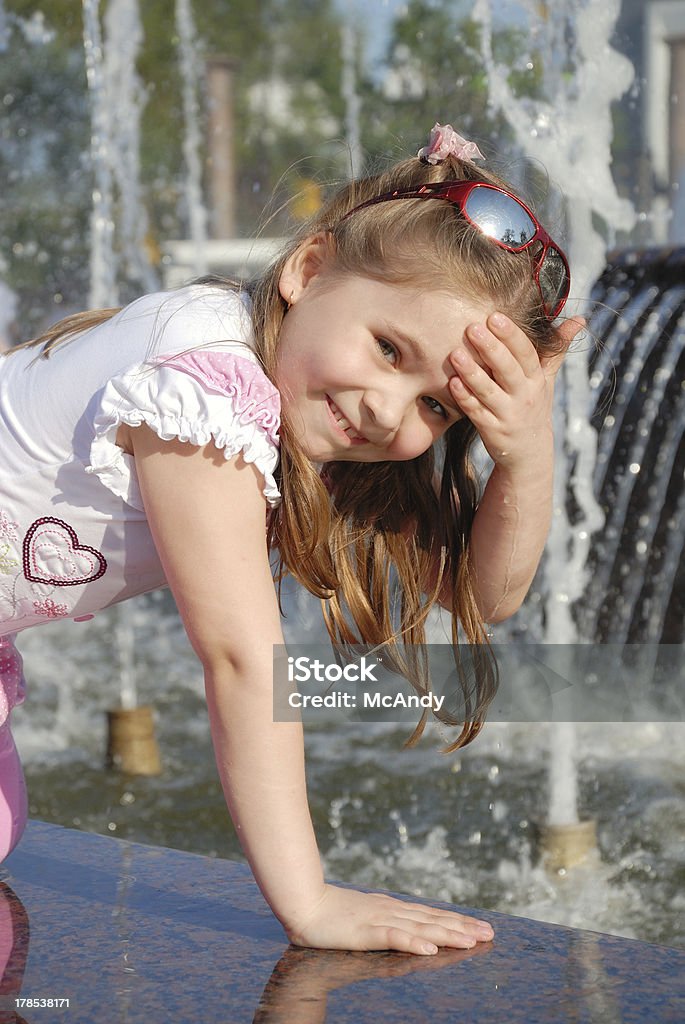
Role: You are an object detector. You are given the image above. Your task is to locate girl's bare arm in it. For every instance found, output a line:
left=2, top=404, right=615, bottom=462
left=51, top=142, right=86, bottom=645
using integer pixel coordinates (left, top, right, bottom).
left=131, top=426, right=324, bottom=925
left=421, top=458, right=552, bottom=623
left=131, top=425, right=494, bottom=953
left=433, top=314, right=584, bottom=622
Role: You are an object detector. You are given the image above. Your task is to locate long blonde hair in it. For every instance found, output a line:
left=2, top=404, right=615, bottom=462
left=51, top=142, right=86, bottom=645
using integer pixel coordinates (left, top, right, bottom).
left=252, top=155, right=560, bottom=750
left=10, top=152, right=563, bottom=751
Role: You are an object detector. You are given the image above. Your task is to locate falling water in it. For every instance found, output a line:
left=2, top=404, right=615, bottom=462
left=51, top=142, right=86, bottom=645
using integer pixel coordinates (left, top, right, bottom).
left=473, top=0, right=637, bottom=827
left=82, top=0, right=117, bottom=309
left=82, top=0, right=145, bottom=708
left=592, top=292, right=684, bottom=643
left=341, top=20, right=363, bottom=178
left=0, top=1, right=9, bottom=52
left=584, top=250, right=685, bottom=646
left=103, top=0, right=158, bottom=295
left=175, top=0, right=209, bottom=276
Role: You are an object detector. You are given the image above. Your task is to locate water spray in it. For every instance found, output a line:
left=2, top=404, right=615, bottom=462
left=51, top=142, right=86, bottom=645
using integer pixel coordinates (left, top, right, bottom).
left=82, top=0, right=162, bottom=775
left=105, top=604, right=161, bottom=776
left=473, top=0, right=636, bottom=871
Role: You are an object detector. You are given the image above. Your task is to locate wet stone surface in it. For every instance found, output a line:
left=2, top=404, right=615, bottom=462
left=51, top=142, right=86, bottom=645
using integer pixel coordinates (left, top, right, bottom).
left=0, top=820, right=683, bottom=1023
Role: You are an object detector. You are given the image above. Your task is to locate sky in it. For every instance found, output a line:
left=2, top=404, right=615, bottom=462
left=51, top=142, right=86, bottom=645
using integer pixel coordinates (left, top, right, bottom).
left=336, top=0, right=501, bottom=71
left=338, top=0, right=407, bottom=67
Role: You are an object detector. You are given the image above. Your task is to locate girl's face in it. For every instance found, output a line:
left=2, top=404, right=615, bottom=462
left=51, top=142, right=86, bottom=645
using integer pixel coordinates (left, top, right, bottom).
left=275, top=238, right=493, bottom=464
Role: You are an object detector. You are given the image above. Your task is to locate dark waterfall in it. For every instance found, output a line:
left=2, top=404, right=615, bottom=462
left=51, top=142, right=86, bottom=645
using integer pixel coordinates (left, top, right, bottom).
left=581, top=247, right=685, bottom=644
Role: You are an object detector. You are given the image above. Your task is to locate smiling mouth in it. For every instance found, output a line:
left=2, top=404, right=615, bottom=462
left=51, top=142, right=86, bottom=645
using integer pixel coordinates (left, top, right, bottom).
left=326, top=396, right=368, bottom=444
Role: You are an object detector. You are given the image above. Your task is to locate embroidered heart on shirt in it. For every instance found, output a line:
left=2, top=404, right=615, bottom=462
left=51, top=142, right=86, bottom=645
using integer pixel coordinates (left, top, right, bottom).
left=22, top=517, right=107, bottom=587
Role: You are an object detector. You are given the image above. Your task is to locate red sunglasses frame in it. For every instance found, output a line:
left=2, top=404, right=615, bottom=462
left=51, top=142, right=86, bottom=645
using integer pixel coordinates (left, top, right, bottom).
left=340, top=180, right=571, bottom=320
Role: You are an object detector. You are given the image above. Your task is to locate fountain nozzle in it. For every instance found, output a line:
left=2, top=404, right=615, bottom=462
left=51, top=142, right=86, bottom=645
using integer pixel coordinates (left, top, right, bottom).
left=535, top=818, right=599, bottom=873
left=105, top=705, right=162, bottom=776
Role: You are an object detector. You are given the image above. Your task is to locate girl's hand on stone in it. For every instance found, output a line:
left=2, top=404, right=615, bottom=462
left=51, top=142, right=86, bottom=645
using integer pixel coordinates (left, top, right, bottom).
left=284, top=884, right=494, bottom=955
left=449, top=313, right=585, bottom=472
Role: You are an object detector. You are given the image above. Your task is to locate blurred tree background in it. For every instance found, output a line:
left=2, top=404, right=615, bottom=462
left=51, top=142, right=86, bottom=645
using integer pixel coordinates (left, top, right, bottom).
left=0, top=0, right=630, bottom=336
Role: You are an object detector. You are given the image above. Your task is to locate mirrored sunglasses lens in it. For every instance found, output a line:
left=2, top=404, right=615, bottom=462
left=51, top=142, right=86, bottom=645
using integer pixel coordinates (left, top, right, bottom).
left=539, top=247, right=569, bottom=310
left=464, top=186, right=537, bottom=247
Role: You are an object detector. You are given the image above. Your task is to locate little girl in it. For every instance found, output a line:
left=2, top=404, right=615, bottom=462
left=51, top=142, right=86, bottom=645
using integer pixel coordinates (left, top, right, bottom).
left=0, top=124, right=580, bottom=955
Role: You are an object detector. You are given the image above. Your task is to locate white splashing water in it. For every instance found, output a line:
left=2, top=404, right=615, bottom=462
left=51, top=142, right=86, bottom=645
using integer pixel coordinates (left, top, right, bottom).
left=341, top=21, right=363, bottom=178
left=175, top=0, right=209, bottom=275
left=82, top=0, right=160, bottom=707
left=473, top=0, right=637, bottom=825
left=82, top=0, right=118, bottom=309
left=103, top=0, right=158, bottom=295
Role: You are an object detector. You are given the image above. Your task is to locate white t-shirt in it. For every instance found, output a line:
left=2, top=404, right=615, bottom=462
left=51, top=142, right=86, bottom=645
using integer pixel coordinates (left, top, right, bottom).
left=0, top=285, right=281, bottom=637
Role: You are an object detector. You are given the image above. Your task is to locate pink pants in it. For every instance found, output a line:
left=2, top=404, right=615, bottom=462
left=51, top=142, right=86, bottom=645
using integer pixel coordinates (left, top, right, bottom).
left=0, top=636, right=27, bottom=864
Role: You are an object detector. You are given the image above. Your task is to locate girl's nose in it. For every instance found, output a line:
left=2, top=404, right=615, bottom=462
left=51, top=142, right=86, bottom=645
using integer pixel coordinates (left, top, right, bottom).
left=362, top=388, right=409, bottom=438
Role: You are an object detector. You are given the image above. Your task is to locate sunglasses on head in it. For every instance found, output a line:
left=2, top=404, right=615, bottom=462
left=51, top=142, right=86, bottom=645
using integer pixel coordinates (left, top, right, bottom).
left=340, top=180, right=571, bottom=320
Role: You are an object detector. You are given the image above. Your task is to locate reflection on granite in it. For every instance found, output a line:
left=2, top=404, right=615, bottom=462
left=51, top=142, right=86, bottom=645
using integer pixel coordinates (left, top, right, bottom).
left=0, top=821, right=682, bottom=1023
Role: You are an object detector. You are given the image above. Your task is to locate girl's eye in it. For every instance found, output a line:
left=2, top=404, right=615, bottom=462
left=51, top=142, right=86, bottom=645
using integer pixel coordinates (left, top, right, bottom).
left=376, top=338, right=397, bottom=364
left=422, top=396, right=448, bottom=419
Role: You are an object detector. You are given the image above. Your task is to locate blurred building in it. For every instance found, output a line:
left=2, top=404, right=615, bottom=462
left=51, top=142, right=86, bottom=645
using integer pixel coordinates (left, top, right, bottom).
left=615, top=0, right=685, bottom=243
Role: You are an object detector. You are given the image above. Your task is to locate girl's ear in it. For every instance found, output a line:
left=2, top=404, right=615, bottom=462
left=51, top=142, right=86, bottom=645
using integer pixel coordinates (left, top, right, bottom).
left=278, top=232, right=335, bottom=306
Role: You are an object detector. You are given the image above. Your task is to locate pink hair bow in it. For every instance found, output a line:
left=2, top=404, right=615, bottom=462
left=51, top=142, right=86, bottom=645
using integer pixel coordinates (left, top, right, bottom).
left=417, top=123, right=485, bottom=165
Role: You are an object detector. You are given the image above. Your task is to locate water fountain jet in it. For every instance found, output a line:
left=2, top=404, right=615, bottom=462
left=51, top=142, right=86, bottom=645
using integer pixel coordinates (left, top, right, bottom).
left=474, top=0, right=638, bottom=873
left=82, top=0, right=162, bottom=777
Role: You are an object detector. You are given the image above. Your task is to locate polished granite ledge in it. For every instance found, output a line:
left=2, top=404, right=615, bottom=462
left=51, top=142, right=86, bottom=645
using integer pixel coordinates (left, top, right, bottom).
left=0, top=821, right=683, bottom=1024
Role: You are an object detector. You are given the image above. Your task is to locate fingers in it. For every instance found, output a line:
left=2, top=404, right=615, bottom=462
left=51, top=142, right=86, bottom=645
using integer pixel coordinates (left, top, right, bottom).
left=393, top=896, right=494, bottom=937
left=374, top=924, right=479, bottom=956
left=288, top=885, right=495, bottom=958
left=453, top=312, right=582, bottom=387
left=376, top=926, right=441, bottom=956
left=447, top=314, right=566, bottom=466
left=449, top=346, right=503, bottom=423
left=449, top=310, right=581, bottom=419
left=369, top=897, right=494, bottom=955
left=478, top=313, right=541, bottom=379
left=397, top=905, right=494, bottom=946
left=452, top=316, right=536, bottom=397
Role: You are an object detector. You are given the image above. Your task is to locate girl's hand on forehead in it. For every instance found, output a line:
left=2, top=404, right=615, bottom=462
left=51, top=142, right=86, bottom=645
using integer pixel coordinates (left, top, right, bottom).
left=285, top=884, right=494, bottom=955
left=448, top=312, right=585, bottom=472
